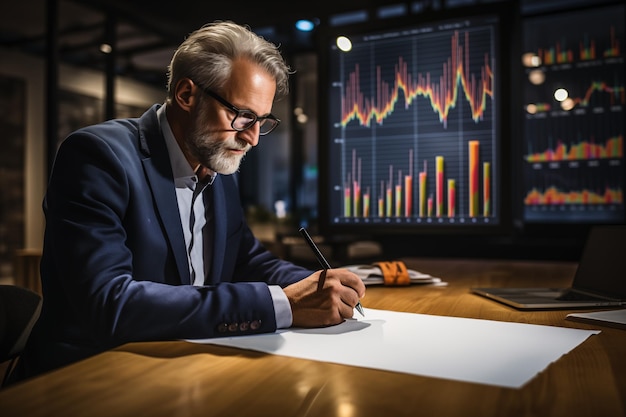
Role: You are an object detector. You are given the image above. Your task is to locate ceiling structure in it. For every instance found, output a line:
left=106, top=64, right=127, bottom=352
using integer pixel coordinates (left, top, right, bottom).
left=0, top=0, right=414, bottom=89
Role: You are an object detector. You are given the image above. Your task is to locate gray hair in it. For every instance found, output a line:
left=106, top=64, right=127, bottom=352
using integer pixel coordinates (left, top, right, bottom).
left=166, top=21, right=291, bottom=103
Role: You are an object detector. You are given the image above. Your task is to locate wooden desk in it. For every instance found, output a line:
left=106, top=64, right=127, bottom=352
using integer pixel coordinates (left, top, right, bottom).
left=1, top=258, right=625, bottom=417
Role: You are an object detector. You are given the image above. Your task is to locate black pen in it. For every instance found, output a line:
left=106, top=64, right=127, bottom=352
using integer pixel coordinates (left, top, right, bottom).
left=298, top=227, right=364, bottom=317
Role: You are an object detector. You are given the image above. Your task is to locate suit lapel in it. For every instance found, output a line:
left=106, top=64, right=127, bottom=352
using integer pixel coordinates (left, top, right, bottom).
left=138, top=105, right=191, bottom=285
left=208, top=176, right=226, bottom=284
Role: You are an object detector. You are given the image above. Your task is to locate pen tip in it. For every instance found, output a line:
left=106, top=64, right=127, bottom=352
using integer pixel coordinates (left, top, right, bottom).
left=355, top=303, right=365, bottom=317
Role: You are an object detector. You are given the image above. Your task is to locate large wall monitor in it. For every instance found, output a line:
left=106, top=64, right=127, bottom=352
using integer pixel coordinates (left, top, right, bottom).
left=318, top=7, right=511, bottom=238
left=520, top=3, right=625, bottom=225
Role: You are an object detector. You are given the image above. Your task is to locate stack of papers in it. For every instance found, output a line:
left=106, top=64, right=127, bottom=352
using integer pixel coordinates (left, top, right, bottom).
left=343, top=264, right=447, bottom=286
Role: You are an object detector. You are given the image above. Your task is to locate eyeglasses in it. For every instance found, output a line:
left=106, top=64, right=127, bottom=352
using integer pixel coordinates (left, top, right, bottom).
left=192, top=80, right=280, bottom=136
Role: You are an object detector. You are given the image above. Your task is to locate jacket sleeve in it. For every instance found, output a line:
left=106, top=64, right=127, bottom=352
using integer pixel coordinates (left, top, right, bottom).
left=39, top=123, right=305, bottom=355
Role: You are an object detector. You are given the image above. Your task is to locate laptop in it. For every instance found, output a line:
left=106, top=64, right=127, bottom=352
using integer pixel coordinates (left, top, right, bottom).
left=471, top=225, right=626, bottom=310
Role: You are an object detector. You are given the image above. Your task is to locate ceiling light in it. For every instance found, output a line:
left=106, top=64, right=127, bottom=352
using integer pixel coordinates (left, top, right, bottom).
left=336, top=36, right=352, bottom=52
left=99, top=43, right=112, bottom=54
left=295, top=19, right=315, bottom=32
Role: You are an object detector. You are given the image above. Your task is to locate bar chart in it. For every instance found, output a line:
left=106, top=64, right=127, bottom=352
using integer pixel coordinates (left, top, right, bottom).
left=522, top=4, right=625, bottom=223
left=327, top=21, right=499, bottom=226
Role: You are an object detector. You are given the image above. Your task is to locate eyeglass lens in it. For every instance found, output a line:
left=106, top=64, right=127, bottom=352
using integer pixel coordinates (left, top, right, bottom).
left=233, top=112, right=278, bottom=135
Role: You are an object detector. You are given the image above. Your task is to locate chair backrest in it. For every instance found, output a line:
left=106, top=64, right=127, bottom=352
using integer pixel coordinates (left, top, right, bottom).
left=0, top=285, right=42, bottom=385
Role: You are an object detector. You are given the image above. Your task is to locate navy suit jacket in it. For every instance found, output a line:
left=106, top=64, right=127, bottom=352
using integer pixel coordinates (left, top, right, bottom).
left=18, top=104, right=312, bottom=378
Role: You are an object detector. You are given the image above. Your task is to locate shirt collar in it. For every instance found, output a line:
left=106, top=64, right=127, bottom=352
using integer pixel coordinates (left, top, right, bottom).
left=157, top=104, right=217, bottom=189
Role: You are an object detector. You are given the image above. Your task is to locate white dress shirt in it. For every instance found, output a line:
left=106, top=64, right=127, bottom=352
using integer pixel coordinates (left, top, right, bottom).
left=157, top=104, right=292, bottom=328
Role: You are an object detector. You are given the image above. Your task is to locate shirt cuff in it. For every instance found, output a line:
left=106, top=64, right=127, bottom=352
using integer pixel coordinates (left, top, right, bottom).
left=268, top=285, right=293, bottom=329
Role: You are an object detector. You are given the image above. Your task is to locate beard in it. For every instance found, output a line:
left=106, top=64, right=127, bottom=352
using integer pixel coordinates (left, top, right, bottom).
left=186, top=105, right=252, bottom=175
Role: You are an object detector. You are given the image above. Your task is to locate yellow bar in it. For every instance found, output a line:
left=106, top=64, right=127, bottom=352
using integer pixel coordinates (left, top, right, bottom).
left=448, top=179, right=456, bottom=217
left=469, top=141, right=479, bottom=217
left=436, top=156, right=444, bottom=217
left=419, top=171, right=427, bottom=217
left=483, top=162, right=491, bottom=217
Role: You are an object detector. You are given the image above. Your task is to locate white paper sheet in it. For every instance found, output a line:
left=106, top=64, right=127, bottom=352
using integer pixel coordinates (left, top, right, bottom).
left=187, top=309, right=600, bottom=388
left=567, top=309, right=626, bottom=329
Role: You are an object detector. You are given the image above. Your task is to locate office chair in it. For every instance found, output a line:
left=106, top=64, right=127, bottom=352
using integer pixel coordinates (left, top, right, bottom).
left=0, top=285, right=42, bottom=387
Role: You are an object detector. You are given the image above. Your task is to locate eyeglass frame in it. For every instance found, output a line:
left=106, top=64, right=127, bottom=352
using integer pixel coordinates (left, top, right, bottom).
left=191, top=79, right=281, bottom=136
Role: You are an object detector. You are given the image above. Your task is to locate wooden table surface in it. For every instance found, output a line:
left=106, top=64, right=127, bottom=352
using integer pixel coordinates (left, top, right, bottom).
left=1, top=258, right=625, bottom=417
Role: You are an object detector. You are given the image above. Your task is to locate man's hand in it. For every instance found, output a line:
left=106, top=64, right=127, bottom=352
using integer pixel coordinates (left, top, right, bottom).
left=283, top=268, right=366, bottom=327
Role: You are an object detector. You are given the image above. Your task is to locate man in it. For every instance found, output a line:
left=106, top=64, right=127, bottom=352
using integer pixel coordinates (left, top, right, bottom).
left=12, top=21, right=365, bottom=382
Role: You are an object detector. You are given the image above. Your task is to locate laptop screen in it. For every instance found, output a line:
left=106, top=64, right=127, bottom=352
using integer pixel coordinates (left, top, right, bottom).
left=573, top=226, right=626, bottom=300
